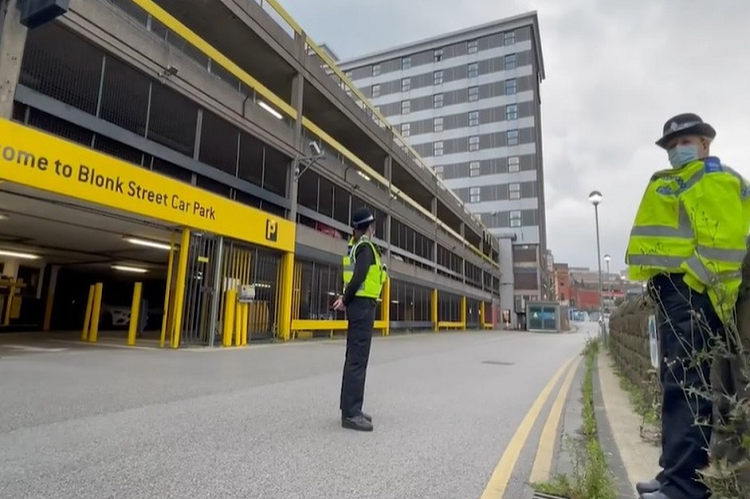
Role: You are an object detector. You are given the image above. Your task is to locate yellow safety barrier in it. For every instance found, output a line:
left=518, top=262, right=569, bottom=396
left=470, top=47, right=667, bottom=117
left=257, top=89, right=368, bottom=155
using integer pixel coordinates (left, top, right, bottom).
left=127, top=282, right=143, bottom=346
left=234, top=300, right=242, bottom=347
left=240, top=302, right=249, bottom=346
left=437, top=321, right=465, bottom=330
left=88, top=283, right=104, bottom=343
left=222, top=288, right=237, bottom=347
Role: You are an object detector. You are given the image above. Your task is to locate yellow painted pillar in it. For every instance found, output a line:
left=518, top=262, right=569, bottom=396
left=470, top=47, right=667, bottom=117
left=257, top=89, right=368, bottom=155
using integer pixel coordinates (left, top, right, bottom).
left=127, top=282, right=143, bottom=346
left=170, top=229, right=191, bottom=349
left=88, top=283, right=104, bottom=343
left=461, top=296, right=467, bottom=330
left=81, top=284, right=95, bottom=341
left=234, top=301, right=242, bottom=346
left=277, top=251, right=295, bottom=342
left=159, top=235, right=176, bottom=348
left=480, top=301, right=486, bottom=328
left=381, top=278, right=391, bottom=336
left=431, top=288, right=439, bottom=331
left=43, top=265, right=60, bottom=331
left=2, top=282, right=14, bottom=326
left=222, top=288, right=236, bottom=347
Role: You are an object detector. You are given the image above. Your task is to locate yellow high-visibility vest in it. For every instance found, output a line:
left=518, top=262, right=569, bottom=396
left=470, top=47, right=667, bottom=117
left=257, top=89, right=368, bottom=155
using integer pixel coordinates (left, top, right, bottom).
left=342, top=236, right=387, bottom=299
left=626, top=156, right=750, bottom=323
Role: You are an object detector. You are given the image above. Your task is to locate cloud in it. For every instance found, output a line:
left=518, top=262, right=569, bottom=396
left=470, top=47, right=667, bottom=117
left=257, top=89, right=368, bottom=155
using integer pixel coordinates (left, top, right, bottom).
left=281, top=0, right=750, bottom=272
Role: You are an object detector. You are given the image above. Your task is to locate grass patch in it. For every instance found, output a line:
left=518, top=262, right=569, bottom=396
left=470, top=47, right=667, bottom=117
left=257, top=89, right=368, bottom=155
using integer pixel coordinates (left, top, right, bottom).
left=531, top=338, right=617, bottom=499
left=610, top=362, right=660, bottom=426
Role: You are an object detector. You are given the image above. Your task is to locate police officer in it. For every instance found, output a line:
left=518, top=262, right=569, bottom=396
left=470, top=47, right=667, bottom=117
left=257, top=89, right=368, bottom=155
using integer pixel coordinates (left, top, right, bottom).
left=332, top=206, right=387, bottom=432
left=627, top=113, right=750, bottom=499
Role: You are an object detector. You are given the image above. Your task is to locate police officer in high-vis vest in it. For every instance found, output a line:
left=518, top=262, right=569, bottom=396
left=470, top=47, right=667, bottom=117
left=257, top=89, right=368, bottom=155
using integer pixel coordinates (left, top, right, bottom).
left=627, top=113, right=750, bottom=499
left=332, top=206, right=387, bottom=432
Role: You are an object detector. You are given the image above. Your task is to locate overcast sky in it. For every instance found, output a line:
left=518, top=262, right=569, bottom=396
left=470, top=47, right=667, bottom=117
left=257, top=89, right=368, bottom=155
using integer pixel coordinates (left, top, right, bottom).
left=281, top=0, right=750, bottom=273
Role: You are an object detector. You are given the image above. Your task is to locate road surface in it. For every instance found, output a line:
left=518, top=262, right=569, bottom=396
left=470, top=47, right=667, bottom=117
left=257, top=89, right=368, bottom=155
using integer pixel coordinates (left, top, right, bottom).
left=0, top=329, right=588, bottom=499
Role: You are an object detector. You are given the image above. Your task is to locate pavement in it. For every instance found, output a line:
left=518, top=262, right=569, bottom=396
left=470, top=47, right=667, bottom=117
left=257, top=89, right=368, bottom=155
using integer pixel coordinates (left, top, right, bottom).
left=0, top=329, right=589, bottom=499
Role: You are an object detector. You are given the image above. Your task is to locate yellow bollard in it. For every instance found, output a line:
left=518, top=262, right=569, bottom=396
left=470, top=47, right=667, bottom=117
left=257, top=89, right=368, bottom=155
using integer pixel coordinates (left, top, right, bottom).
left=127, top=282, right=143, bottom=346
left=241, top=303, right=249, bottom=346
left=88, top=283, right=104, bottom=343
left=81, top=284, right=95, bottom=341
left=234, top=301, right=242, bottom=346
left=222, top=288, right=236, bottom=347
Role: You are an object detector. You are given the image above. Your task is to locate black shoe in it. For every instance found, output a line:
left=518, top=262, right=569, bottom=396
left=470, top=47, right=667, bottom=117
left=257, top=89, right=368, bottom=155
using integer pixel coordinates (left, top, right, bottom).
left=636, top=479, right=661, bottom=495
left=640, top=492, right=671, bottom=499
left=361, top=412, right=372, bottom=422
left=342, top=414, right=373, bottom=432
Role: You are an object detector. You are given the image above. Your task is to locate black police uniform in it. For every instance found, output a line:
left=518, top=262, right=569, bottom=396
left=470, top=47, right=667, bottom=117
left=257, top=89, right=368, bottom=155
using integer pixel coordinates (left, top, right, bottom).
left=339, top=208, right=378, bottom=432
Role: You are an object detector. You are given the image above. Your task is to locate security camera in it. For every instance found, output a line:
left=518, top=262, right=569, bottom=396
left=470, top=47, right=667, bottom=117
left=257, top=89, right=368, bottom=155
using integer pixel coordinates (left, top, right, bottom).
left=309, top=141, right=322, bottom=156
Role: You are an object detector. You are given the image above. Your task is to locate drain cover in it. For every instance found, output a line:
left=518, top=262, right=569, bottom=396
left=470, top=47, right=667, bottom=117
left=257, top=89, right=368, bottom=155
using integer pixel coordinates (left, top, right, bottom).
left=533, top=492, right=569, bottom=499
left=481, top=360, right=515, bottom=366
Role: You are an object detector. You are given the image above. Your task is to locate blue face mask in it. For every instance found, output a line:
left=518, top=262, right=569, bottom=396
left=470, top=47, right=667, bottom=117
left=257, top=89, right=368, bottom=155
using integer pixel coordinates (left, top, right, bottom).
left=668, top=144, right=700, bottom=168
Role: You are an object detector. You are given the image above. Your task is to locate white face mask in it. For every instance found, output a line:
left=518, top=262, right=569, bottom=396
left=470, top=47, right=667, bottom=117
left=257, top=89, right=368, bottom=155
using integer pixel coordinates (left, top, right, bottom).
left=668, top=144, right=700, bottom=168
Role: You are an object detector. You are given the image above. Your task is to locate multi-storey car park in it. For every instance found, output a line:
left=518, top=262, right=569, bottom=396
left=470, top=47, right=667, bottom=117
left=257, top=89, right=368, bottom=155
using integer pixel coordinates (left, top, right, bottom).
left=0, top=0, right=529, bottom=346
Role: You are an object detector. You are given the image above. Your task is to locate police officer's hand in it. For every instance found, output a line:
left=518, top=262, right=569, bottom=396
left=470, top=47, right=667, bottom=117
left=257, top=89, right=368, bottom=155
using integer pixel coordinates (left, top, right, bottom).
left=332, top=296, right=346, bottom=311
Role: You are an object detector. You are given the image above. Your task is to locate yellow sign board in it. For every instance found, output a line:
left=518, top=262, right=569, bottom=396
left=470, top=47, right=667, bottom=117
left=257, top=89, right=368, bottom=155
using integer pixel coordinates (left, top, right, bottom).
left=0, top=119, right=295, bottom=252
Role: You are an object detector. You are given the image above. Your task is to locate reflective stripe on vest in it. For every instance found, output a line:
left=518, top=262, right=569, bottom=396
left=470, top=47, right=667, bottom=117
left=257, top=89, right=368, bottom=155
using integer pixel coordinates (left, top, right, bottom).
left=342, top=237, right=387, bottom=299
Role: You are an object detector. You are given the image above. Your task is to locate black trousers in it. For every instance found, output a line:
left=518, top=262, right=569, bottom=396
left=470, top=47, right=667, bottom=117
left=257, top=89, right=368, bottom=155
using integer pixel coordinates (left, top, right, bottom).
left=339, top=297, right=376, bottom=418
left=652, top=274, right=719, bottom=499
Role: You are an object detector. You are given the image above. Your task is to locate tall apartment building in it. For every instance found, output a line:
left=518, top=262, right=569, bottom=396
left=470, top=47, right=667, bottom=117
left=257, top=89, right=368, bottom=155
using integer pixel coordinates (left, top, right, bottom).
left=338, top=12, right=548, bottom=307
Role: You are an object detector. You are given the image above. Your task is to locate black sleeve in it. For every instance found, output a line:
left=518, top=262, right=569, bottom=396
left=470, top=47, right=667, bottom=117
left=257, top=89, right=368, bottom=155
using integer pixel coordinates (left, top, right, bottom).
left=343, top=243, right=374, bottom=306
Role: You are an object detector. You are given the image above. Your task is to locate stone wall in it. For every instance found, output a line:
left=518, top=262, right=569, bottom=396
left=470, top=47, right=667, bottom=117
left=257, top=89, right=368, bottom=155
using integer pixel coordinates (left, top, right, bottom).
left=608, top=295, right=656, bottom=392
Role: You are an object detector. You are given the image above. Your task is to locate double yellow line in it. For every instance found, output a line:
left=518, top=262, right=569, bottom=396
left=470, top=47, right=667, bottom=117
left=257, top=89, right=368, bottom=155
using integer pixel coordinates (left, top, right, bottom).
left=480, top=354, right=583, bottom=499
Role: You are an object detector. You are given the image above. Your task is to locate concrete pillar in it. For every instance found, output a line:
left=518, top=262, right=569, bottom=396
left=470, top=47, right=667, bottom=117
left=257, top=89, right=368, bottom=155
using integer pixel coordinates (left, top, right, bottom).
left=460, top=223, right=466, bottom=285
left=287, top=73, right=304, bottom=223
left=432, top=197, right=438, bottom=273
left=384, top=155, right=392, bottom=269
left=0, top=0, right=28, bottom=119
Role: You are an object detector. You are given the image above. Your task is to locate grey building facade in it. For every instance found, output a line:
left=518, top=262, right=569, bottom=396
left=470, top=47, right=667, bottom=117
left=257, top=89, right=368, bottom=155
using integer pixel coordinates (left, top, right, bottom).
left=338, top=12, right=549, bottom=307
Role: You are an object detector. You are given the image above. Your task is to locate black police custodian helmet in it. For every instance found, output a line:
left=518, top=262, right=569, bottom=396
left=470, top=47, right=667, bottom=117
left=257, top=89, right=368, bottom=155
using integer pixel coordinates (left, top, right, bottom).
left=655, top=113, right=716, bottom=150
left=351, top=206, right=375, bottom=230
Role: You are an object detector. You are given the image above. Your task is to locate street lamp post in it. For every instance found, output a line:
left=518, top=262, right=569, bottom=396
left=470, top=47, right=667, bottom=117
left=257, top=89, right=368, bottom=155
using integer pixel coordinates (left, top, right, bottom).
left=604, top=254, right=611, bottom=312
left=588, top=190, right=605, bottom=343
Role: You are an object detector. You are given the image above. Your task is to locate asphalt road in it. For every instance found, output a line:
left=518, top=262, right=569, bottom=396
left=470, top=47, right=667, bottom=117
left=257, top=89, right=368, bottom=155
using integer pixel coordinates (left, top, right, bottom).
left=0, top=330, right=587, bottom=499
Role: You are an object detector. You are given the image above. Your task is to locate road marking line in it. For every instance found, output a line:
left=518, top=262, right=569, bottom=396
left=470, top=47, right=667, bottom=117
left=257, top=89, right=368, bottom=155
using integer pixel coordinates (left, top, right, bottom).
left=528, top=355, right=583, bottom=484
left=479, top=355, right=576, bottom=499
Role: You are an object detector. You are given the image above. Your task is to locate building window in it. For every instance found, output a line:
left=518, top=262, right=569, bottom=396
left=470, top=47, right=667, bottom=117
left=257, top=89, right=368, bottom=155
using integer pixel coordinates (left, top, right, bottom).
left=470, top=186, right=480, bottom=203
left=504, top=31, right=516, bottom=45
left=433, top=93, right=444, bottom=108
left=468, top=62, right=479, bottom=78
left=433, top=117, right=444, bottom=132
left=468, top=40, right=478, bottom=53
left=505, top=78, right=517, bottom=95
left=470, top=161, right=480, bottom=177
left=372, top=64, right=381, bottom=76
left=507, top=129, right=519, bottom=146
left=401, top=123, right=410, bottom=137
left=402, top=78, right=411, bottom=92
left=434, top=70, right=444, bottom=85
left=434, top=141, right=444, bottom=156
left=506, top=104, right=518, bottom=121
left=469, top=111, right=479, bottom=127
left=504, top=54, right=517, bottom=70
left=372, top=84, right=380, bottom=98
left=434, top=165, right=444, bottom=179
left=401, top=100, right=411, bottom=114
left=402, top=56, right=411, bottom=70
left=508, top=156, right=520, bottom=172
left=509, top=183, right=521, bottom=199
left=469, top=136, right=480, bottom=151
left=434, top=49, right=443, bottom=62
left=510, top=210, right=522, bottom=227
left=468, top=86, right=479, bottom=102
